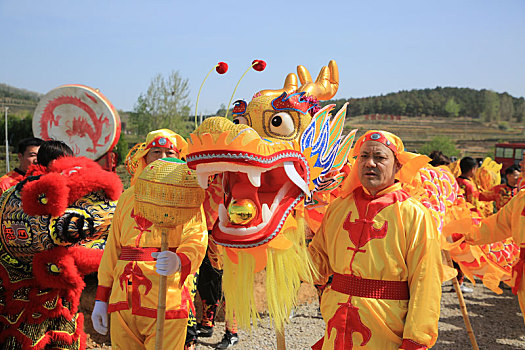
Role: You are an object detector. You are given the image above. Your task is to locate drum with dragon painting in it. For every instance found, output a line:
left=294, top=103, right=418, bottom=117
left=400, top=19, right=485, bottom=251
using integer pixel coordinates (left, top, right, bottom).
left=32, top=84, right=121, bottom=171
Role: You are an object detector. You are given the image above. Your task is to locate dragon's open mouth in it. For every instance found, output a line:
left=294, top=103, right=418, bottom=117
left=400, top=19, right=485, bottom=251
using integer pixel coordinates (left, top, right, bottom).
left=189, top=151, right=309, bottom=248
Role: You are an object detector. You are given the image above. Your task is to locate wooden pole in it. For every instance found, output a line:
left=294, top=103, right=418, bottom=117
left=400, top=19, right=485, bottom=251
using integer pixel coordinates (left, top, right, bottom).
left=4, top=107, right=9, bottom=173
left=155, top=227, right=168, bottom=350
left=276, top=327, right=286, bottom=350
left=443, top=250, right=479, bottom=350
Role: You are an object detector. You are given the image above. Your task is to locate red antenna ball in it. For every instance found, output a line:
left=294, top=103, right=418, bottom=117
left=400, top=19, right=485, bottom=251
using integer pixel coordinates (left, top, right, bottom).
left=252, top=60, right=266, bottom=72
left=216, top=62, right=229, bottom=74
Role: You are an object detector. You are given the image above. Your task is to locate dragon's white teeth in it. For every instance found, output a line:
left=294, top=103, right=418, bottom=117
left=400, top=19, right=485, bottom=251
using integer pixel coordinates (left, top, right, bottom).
left=246, top=168, right=262, bottom=187
left=262, top=203, right=271, bottom=222
left=219, top=203, right=228, bottom=223
left=284, top=161, right=310, bottom=195
left=197, top=173, right=210, bottom=189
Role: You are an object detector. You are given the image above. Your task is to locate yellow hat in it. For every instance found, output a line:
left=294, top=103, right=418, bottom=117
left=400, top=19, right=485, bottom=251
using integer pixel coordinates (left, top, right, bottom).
left=126, top=129, right=188, bottom=186
left=340, top=130, right=430, bottom=197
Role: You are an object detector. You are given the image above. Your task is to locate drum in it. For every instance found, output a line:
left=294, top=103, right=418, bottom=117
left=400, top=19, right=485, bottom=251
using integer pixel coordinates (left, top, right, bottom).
left=33, top=84, right=121, bottom=162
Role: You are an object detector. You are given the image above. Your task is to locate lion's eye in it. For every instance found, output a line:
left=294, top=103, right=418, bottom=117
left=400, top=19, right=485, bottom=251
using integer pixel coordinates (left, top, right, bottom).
left=268, top=112, right=294, bottom=136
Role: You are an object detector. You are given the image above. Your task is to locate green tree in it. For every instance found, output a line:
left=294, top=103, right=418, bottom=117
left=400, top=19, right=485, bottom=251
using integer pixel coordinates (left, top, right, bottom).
left=114, top=134, right=128, bottom=165
left=130, top=71, right=192, bottom=137
left=0, top=112, right=34, bottom=150
left=420, top=135, right=460, bottom=157
left=216, top=103, right=227, bottom=117
left=480, top=90, right=500, bottom=122
left=444, top=98, right=460, bottom=117
left=514, top=99, right=525, bottom=123
left=499, top=94, right=514, bottom=121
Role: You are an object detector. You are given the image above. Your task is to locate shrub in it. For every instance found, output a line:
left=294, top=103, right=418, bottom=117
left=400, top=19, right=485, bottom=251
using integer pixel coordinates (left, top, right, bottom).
left=420, top=135, right=460, bottom=157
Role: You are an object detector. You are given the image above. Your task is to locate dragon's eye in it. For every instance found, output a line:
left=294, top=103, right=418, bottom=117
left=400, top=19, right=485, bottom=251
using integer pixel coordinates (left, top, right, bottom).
left=233, top=115, right=249, bottom=125
left=268, top=112, right=294, bottom=136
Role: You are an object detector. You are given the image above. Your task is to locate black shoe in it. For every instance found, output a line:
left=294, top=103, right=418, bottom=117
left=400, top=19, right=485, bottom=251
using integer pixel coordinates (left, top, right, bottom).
left=196, top=324, right=214, bottom=338
left=216, top=330, right=239, bottom=349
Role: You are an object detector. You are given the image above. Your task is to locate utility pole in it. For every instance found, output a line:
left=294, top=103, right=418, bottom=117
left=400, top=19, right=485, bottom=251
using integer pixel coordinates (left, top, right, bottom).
left=4, top=106, right=9, bottom=172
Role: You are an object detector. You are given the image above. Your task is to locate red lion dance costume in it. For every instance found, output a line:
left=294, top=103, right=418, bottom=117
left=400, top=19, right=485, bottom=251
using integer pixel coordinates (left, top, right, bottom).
left=0, top=156, right=122, bottom=349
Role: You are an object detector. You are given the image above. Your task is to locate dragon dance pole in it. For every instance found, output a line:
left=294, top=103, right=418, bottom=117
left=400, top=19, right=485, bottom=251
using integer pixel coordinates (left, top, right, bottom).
left=443, top=250, right=479, bottom=350
left=155, top=227, right=169, bottom=350
left=134, top=158, right=205, bottom=350
left=276, top=328, right=286, bottom=350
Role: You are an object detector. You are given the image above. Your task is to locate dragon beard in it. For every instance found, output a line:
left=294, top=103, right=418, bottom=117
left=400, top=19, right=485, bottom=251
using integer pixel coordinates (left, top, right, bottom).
left=221, top=216, right=317, bottom=332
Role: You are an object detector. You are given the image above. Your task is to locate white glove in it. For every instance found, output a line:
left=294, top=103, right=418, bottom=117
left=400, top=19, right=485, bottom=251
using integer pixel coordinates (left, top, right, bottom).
left=152, top=251, right=181, bottom=276
left=91, top=300, right=109, bottom=335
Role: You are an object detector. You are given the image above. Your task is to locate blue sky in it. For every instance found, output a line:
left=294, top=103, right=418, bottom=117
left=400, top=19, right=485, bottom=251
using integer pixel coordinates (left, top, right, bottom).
left=1, top=0, right=524, bottom=115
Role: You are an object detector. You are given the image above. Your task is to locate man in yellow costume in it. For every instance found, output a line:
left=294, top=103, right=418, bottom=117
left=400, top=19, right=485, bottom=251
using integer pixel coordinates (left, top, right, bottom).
left=459, top=190, right=525, bottom=323
left=309, top=130, right=443, bottom=349
left=91, top=129, right=208, bottom=350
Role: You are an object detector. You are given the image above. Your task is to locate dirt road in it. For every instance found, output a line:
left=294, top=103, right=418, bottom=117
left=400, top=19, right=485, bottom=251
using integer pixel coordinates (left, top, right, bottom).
left=84, top=279, right=525, bottom=349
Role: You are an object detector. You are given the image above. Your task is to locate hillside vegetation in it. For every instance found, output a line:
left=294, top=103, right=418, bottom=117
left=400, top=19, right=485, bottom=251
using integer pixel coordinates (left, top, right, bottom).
left=346, top=115, right=524, bottom=158
left=1, top=83, right=523, bottom=158
left=0, top=83, right=40, bottom=114
left=326, top=87, right=525, bottom=123
left=0, top=83, right=41, bottom=101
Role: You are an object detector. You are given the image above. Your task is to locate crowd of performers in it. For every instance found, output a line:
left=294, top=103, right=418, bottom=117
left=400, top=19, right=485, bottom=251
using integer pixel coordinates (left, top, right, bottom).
left=0, top=128, right=523, bottom=349
left=1, top=115, right=525, bottom=348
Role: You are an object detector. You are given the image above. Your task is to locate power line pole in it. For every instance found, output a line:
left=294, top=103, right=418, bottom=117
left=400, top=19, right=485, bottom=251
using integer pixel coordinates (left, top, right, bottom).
left=4, top=106, right=9, bottom=172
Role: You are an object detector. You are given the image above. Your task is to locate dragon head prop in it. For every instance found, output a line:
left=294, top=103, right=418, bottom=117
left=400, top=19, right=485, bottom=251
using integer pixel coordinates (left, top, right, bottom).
left=187, top=60, right=357, bottom=330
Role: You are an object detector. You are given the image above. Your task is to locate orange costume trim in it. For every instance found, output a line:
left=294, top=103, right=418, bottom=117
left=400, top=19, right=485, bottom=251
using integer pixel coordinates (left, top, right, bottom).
left=0, top=169, right=24, bottom=194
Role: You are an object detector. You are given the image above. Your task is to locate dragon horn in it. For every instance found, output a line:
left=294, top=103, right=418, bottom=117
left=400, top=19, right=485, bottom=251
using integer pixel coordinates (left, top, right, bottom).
left=254, top=72, right=298, bottom=98
left=297, top=60, right=339, bottom=101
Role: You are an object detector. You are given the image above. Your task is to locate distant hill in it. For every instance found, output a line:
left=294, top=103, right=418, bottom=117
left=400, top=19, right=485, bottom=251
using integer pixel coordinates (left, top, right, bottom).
left=325, top=87, right=525, bottom=122
left=345, top=115, right=524, bottom=159
left=0, top=83, right=41, bottom=113
left=3, top=83, right=525, bottom=124
left=0, top=83, right=41, bottom=101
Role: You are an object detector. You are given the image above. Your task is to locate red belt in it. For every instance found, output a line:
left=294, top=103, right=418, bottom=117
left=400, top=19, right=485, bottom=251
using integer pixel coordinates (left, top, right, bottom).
left=119, top=246, right=177, bottom=261
left=331, top=273, right=409, bottom=300
left=511, top=248, right=525, bottom=295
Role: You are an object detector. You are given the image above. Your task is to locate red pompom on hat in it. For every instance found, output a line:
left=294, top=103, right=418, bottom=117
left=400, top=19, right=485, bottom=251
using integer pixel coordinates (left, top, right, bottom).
left=216, top=62, right=228, bottom=74
left=252, top=60, right=266, bottom=72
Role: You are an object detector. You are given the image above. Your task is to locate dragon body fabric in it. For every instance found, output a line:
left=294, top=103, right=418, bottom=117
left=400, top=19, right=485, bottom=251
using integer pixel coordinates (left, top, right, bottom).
left=443, top=158, right=520, bottom=293
left=187, top=60, right=357, bottom=331
left=0, top=157, right=121, bottom=349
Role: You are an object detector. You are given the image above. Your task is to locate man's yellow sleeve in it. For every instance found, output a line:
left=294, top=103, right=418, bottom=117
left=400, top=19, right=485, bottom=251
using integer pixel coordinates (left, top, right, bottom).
left=308, top=200, right=336, bottom=286
left=403, top=203, right=443, bottom=348
left=96, top=187, right=131, bottom=301
left=176, top=206, right=208, bottom=282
